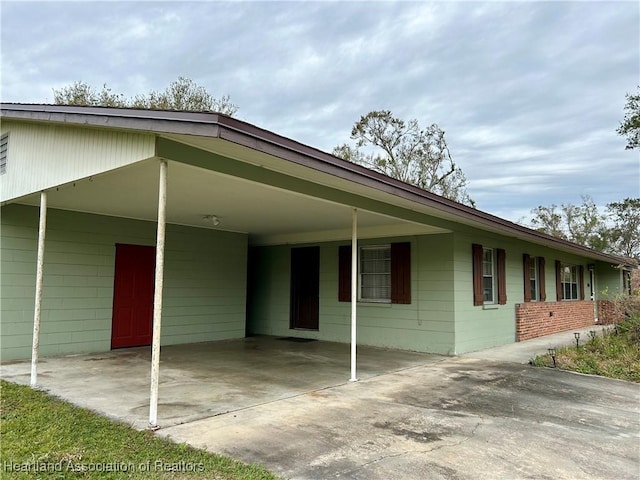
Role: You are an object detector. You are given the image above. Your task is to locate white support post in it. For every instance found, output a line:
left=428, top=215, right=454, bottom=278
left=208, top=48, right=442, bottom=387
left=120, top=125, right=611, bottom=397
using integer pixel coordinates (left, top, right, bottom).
left=30, top=191, right=47, bottom=388
left=349, top=207, right=358, bottom=382
left=149, top=160, right=168, bottom=428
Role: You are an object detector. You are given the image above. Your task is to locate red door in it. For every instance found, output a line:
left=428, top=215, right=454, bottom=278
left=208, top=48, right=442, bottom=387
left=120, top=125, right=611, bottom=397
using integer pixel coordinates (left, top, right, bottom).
left=111, top=244, right=155, bottom=349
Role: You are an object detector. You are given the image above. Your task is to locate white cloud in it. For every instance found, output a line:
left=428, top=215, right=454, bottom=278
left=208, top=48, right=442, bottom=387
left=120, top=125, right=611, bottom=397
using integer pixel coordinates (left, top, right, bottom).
left=1, top=0, right=637, bottom=219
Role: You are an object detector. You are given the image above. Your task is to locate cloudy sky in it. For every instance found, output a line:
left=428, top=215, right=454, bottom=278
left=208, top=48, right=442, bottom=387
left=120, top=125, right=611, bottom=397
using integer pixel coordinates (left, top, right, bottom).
left=2, top=1, right=638, bottom=222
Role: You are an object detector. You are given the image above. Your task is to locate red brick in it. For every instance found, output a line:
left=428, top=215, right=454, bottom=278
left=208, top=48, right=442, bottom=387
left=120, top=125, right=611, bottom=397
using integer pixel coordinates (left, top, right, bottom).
left=515, top=301, right=595, bottom=341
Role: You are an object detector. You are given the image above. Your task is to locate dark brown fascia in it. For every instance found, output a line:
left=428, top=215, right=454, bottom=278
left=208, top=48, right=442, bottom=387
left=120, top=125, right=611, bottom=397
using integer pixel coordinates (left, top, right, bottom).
left=0, top=103, right=632, bottom=266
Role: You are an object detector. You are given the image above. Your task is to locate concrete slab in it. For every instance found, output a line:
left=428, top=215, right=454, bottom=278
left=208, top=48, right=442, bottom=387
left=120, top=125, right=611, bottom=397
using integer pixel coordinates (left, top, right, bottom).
left=0, top=336, right=440, bottom=429
left=462, top=325, right=613, bottom=364
left=2, top=334, right=638, bottom=479
left=162, top=357, right=640, bottom=480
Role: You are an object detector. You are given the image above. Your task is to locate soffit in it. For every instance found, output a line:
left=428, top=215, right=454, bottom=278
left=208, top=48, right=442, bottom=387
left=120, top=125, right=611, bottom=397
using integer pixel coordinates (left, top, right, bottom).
left=17, top=158, right=449, bottom=246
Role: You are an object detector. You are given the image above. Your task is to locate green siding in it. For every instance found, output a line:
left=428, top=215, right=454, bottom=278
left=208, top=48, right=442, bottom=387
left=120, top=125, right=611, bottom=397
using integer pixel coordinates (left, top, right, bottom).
left=595, top=260, right=624, bottom=298
left=2, top=201, right=625, bottom=361
left=247, top=234, right=455, bottom=354
left=451, top=229, right=623, bottom=354
left=0, top=204, right=247, bottom=361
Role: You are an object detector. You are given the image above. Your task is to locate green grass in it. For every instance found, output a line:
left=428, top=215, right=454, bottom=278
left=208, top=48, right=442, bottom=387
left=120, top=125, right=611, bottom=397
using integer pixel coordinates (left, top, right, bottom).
left=531, top=317, right=640, bottom=382
left=0, top=380, right=280, bottom=479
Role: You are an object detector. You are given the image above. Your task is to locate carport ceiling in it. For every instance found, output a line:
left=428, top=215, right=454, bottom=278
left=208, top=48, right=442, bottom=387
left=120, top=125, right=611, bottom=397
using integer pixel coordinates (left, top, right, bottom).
left=18, top=158, right=449, bottom=245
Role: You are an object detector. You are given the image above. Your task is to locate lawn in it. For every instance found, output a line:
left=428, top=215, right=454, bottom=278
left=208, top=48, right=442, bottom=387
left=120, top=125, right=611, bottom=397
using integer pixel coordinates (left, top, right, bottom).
left=0, top=380, right=279, bottom=479
left=531, top=317, right=640, bottom=382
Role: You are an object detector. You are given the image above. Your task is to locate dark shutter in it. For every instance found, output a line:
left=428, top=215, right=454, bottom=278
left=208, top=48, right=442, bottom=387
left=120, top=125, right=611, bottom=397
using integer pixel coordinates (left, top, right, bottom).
left=578, top=265, right=585, bottom=300
left=472, top=244, right=484, bottom=306
left=497, top=248, right=507, bottom=305
left=523, top=254, right=532, bottom=302
left=555, top=260, right=562, bottom=301
left=338, top=245, right=351, bottom=302
left=538, top=257, right=546, bottom=301
left=391, top=242, right=411, bottom=304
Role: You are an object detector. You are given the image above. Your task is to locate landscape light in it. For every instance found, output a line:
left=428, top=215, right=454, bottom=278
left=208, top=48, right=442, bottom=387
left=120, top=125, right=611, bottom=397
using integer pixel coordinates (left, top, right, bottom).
left=548, top=348, right=557, bottom=367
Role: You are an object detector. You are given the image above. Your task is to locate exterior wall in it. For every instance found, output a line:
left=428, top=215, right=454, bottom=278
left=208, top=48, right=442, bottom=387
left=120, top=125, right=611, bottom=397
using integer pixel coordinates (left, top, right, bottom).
left=247, top=234, right=456, bottom=355
left=451, top=229, right=621, bottom=353
left=248, top=228, right=626, bottom=356
left=452, top=231, right=517, bottom=354
left=595, top=261, right=624, bottom=297
left=0, top=121, right=155, bottom=202
left=515, top=301, right=595, bottom=341
left=0, top=204, right=247, bottom=361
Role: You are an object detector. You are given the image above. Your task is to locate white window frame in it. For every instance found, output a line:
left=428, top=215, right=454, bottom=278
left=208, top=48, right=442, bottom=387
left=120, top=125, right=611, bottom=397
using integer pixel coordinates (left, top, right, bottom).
left=529, top=257, right=539, bottom=301
left=359, top=245, right=391, bottom=303
left=561, top=264, right=579, bottom=301
left=483, top=248, right=496, bottom=304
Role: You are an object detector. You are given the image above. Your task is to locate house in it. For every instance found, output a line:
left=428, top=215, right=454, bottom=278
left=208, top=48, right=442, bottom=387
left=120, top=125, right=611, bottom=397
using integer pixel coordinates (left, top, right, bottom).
left=1, top=103, right=632, bottom=367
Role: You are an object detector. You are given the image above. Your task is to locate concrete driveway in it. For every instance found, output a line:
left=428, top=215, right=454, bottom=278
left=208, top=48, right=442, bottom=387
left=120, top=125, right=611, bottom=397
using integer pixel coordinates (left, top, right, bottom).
left=162, top=357, right=639, bottom=480
left=2, top=334, right=639, bottom=479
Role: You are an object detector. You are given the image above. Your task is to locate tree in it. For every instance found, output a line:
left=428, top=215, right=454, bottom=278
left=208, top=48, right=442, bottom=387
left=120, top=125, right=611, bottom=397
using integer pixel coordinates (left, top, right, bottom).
left=606, top=198, right=640, bottom=259
left=530, top=195, right=610, bottom=252
left=333, top=110, right=475, bottom=207
left=52, top=77, right=238, bottom=115
left=529, top=195, right=640, bottom=259
left=617, top=86, right=640, bottom=150
left=53, top=82, right=127, bottom=107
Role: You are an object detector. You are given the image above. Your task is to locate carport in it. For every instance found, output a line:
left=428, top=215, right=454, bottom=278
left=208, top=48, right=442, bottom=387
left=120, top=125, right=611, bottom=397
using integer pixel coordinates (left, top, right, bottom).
left=0, top=336, right=441, bottom=429
left=14, top=106, right=449, bottom=428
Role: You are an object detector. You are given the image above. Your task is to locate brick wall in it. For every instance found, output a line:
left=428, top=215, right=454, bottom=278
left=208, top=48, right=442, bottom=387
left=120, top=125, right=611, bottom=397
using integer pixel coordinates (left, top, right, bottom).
left=515, top=301, right=595, bottom=341
left=597, top=300, right=624, bottom=325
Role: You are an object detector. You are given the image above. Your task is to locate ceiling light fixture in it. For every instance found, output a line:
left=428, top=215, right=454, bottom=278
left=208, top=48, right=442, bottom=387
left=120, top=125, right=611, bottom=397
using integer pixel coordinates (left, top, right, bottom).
left=203, top=215, right=220, bottom=226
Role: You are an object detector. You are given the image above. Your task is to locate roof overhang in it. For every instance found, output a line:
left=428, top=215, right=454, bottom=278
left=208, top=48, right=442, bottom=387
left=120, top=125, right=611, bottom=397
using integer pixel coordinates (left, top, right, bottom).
left=0, top=103, right=633, bottom=264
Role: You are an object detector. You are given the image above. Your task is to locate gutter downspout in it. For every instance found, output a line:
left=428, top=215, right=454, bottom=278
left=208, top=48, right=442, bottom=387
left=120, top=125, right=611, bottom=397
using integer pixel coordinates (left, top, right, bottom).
left=30, top=191, right=47, bottom=387
left=149, top=160, right=168, bottom=428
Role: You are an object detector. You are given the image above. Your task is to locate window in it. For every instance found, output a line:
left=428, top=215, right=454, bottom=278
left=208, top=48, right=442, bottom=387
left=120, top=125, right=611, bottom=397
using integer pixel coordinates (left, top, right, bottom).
left=472, top=244, right=506, bottom=306
left=562, top=265, right=578, bottom=300
left=360, top=246, right=391, bottom=302
left=555, top=261, right=583, bottom=301
left=0, top=132, right=8, bottom=175
left=483, top=248, right=495, bottom=303
left=338, top=242, right=410, bottom=304
left=523, top=254, right=546, bottom=302
left=529, top=257, right=539, bottom=301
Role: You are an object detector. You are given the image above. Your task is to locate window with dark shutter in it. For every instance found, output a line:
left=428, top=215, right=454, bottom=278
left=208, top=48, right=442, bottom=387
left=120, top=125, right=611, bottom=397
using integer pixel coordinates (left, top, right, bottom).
left=524, top=254, right=544, bottom=302
left=523, top=254, right=532, bottom=302
left=538, top=257, right=546, bottom=301
left=555, top=260, right=563, bottom=301
left=0, top=132, right=8, bottom=175
left=472, top=244, right=484, bottom=306
left=338, top=242, right=411, bottom=304
left=391, top=242, right=411, bottom=304
left=497, top=248, right=507, bottom=305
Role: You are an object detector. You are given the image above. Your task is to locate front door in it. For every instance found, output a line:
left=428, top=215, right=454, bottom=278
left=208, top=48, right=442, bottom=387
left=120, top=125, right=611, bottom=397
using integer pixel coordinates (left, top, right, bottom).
left=290, top=246, right=320, bottom=330
left=111, top=244, right=155, bottom=348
